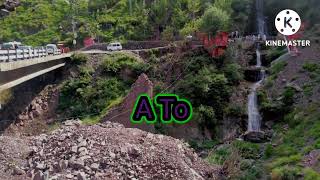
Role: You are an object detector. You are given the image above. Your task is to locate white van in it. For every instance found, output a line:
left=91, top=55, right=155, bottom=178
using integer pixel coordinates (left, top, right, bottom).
left=46, top=44, right=58, bottom=54
left=107, top=42, right=122, bottom=51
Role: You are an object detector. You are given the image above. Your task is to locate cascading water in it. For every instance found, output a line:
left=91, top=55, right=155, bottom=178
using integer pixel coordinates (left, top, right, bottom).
left=247, top=48, right=265, bottom=132
left=247, top=0, right=265, bottom=132
left=256, top=0, right=265, bottom=37
left=256, top=50, right=261, bottom=67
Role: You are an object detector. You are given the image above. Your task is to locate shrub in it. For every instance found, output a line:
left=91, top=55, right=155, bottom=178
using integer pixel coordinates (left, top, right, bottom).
left=225, top=104, right=246, bottom=117
left=206, top=146, right=231, bottom=165
left=270, top=61, right=288, bottom=75
left=223, top=63, right=243, bottom=85
left=270, top=154, right=302, bottom=168
left=303, top=83, right=315, bottom=96
left=180, top=19, right=202, bottom=36
left=240, top=164, right=263, bottom=180
left=303, top=62, right=320, bottom=73
left=264, top=77, right=274, bottom=88
left=102, top=52, right=148, bottom=75
left=161, top=26, right=175, bottom=41
left=59, top=77, right=127, bottom=117
left=304, top=168, right=320, bottom=180
left=282, top=87, right=295, bottom=108
left=232, top=140, right=261, bottom=159
left=265, top=47, right=286, bottom=64
left=71, top=53, right=89, bottom=65
left=271, top=166, right=301, bottom=180
left=264, top=144, right=274, bottom=159
left=197, top=105, right=217, bottom=128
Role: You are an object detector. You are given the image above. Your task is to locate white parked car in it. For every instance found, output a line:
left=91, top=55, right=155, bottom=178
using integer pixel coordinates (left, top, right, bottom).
left=17, top=45, right=32, bottom=51
left=186, top=35, right=193, bottom=41
left=46, top=44, right=58, bottom=54
left=107, top=42, right=122, bottom=51
left=1, top=41, right=22, bottom=50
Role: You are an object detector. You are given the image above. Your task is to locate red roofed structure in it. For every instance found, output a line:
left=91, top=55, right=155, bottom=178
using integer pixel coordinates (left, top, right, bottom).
left=196, top=32, right=229, bottom=58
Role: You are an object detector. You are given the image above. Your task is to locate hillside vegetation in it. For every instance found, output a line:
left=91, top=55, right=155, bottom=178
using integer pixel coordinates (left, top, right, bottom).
left=0, top=0, right=252, bottom=46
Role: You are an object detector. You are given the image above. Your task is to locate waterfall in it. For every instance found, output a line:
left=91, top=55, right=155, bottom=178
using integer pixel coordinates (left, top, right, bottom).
left=256, top=0, right=265, bottom=36
left=248, top=88, right=261, bottom=131
left=247, top=49, right=264, bottom=132
left=247, top=0, right=267, bottom=132
left=256, top=50, right=261, bottom=67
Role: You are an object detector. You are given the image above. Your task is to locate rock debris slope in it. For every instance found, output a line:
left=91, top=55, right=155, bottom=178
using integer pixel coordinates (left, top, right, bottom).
left=1, top=121, right=220, bottom=180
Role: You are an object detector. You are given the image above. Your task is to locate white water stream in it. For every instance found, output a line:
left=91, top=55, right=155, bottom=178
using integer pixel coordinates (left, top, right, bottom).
left=248, top=0, right=265, bottom=132
left=247, top=50, right=265, bottom=132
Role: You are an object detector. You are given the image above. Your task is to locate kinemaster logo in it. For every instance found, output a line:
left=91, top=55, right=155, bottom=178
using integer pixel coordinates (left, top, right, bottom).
left=265, top=9, right=311, bottom=47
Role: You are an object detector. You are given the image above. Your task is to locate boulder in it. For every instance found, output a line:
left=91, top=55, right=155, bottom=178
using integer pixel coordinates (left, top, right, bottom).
left=77, top=172, right=87, bottom=180
left=243, top=131, right=268, bottom=143
left=13, top=166, right=25, bottom=175
left=32, top=171, right=44, bottom=180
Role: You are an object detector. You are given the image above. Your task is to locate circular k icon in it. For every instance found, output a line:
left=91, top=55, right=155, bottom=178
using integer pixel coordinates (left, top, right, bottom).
left=275, top=9, right=301, bottom=36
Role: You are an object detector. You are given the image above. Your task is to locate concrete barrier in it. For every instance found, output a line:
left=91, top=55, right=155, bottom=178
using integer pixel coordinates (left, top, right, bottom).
left=0, top=53, right=71, bottom=72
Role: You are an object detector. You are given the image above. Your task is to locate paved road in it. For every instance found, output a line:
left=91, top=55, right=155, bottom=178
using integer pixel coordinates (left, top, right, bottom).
left=80, top=46, right=171, bottom=54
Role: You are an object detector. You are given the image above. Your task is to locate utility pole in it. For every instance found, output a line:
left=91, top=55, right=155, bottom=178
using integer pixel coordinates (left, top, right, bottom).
left=72, top=18, right=77, bottom=47
left=129, top=0, right=132, bottom=15
left=65, top=0, right=77, bottom=48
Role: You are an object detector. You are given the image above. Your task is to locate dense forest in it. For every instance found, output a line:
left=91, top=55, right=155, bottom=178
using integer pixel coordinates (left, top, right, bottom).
left=0, top=0, right=252, bottom=46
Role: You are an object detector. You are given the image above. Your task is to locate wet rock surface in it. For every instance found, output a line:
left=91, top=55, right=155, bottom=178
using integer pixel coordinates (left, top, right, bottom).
left=243, top=131, right=269, bottom=143
left=0, top=121, right=221, bottom=179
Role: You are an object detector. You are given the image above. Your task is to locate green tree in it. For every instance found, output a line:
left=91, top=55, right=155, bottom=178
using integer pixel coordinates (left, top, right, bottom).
left=187, top=0, right=201, bottom=19
left=200, top=6, right=231, bottom=34
left=149, top=0, right=170, bottom=39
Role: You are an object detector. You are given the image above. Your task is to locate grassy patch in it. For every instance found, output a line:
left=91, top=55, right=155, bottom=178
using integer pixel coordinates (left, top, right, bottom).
left=102, top=52, right=148, bottom=75
left=47, top=122, right=62, bottom=132
left=81, top=116, right=100, bottom=126
left=269, top=154, right=302, bottom=168
left=304, top=168, right=320, bottom=180
left=206, top=146, right=231, bottom=165
left=70, top=53, right=89, bottom=65
left=265, top=104, right=320, bottom=179
left=271, top=166, right=302, bottom=180
left=206, top=141, right=264, bottom=179
left=265, top=47, right=286, bottom=65
left=303, top=83, right=315, bottom=97
left=232, top=140, right=261, bottom=159
left=240, top=162, right=264, bottom=180
left=303, top=62, right=320, bottom=73
left=270, top=61, right=288, bottom=75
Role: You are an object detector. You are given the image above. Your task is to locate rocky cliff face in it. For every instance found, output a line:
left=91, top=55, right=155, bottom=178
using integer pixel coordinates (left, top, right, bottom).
left=103, top=73, right=155, bottom=133
left=0, top=68, right=64, bottom=134
left=0, top=121, right=221, bottom=180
